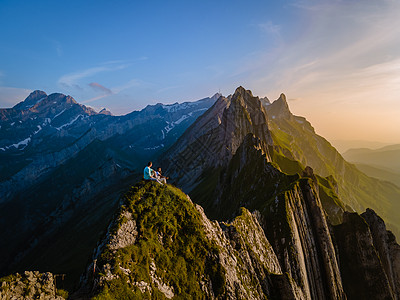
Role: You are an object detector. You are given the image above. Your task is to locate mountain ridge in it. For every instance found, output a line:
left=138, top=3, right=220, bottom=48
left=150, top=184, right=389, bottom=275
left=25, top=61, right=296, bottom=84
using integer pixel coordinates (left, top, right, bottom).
left=2, top=86, right=400, bottom=298
left=72, top=177, right=399, bottom=299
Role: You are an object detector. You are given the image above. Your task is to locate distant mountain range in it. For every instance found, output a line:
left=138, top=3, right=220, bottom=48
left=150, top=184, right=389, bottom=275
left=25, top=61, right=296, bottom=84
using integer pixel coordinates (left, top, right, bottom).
left=343, top=144, right=400, bottom=188
left=343, top=144, right=400, bottom=173
left=1, top=87, right=400, bottom=299
left=331, top=139, right=393, bottom=153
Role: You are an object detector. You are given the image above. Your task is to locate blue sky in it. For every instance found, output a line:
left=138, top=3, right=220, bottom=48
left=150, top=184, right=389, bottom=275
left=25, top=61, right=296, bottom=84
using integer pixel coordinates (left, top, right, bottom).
left=1, top=0, right=400, bottom=143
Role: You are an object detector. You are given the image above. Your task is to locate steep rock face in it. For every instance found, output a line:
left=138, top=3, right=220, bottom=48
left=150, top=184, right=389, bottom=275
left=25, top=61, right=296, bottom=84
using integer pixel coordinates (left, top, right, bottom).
left=196, top=206, right=301, bottom=300
left=262, top=179, right=345, bottom=299
left=0, top=271, right=66, bottom=300
left=262, top=93, right=291, bottom=120
left=164, top=86, right=273, bottom=191
left=333, top=212, right=396, bottom=299
left=206, top=134, right=345, bottom=299
left=361, top=209, right=400, bottom=298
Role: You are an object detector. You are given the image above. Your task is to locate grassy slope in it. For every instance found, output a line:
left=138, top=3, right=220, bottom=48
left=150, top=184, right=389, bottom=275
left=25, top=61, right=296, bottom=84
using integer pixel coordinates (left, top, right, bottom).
left=94, top=182, right=225, bottom=299
left=268, top=116, right=400, bottom=237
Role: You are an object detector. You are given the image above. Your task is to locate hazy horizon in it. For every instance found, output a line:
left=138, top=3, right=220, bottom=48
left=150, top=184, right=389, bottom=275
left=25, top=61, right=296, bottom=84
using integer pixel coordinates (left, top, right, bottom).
left=1, top=0, right=399, bottom=144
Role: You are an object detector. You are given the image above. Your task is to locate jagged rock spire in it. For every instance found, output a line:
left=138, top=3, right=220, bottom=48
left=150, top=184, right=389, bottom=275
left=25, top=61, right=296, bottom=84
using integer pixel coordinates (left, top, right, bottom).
left=163, top=86, right=273, bottom=191
left=264, top=93, right=292, bottom=119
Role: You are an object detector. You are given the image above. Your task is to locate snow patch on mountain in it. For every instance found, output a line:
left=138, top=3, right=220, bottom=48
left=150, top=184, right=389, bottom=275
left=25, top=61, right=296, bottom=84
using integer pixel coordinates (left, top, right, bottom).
left=174, top=114, right=190, bottom=125
left=34, top=125, right=42, bottom=134
left=7, top=137, right=31, bottom=150
left=144, top=144, right=165, bottom=150
left=163, top=108, right=208, bottom=134
left=161, top=102, right=198, bottom=113
left=55, top=115, right=83, bottom=130
left=2, top=123, right=45, bottom=151
left=53, top=108, right=67, bottom=120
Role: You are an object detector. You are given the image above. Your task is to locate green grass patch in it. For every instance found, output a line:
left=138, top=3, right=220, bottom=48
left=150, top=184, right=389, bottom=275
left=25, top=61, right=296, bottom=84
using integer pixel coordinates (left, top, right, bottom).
left=94, top=181, right=226, bottom=299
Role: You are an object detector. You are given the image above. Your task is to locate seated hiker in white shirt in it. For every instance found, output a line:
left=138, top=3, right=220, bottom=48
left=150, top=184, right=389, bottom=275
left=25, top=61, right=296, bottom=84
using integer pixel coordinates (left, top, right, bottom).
left=155, top=167, right=168, bottom=184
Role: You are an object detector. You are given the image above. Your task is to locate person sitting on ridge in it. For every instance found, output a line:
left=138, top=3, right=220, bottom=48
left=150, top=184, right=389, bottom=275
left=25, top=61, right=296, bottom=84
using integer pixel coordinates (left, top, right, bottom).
left=143, top=161, right=162, bottom=184
left=155, top=167, right=168, bottom=184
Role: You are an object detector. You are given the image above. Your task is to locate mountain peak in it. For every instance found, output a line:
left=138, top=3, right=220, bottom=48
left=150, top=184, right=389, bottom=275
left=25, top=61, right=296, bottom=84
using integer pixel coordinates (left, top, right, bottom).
left=272, top=93, right=289, bottom=110
left=163, top=87, right=273, bottom=191
left=29, top=90, right=47, bottom=99
left=13, top=90, right=47, bottom=110
left=264, top=93, right=292, bottom=119
left=47, top=93, right=77, bottom=105
left=233, top=86, right=253, bottom=98
left=99, top=108, right=113, bottom=116
left=210, top=92, right=222, bottom=101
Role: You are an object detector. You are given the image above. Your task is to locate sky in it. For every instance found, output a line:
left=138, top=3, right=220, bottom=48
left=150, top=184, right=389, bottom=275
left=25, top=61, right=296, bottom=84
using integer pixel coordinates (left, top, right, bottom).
left=0, top=0, right=399, bottom=144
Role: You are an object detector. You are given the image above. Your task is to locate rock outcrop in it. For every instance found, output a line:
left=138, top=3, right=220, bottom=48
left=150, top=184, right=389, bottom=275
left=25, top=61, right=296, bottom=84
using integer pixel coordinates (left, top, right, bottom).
left=333, top=212, right=398, bottom=299
left=0, top=271, right=66, bottom=300
left=206, top=134, right=346, bottom=299
left=164, top=86, right=273, bottom=192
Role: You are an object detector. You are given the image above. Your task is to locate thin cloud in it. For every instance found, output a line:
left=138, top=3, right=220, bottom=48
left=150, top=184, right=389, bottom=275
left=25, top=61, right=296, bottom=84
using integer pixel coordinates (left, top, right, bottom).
left=58, top=63, right=128, bottom=88
left=89, top=82, right=113, bottom=95
left=81, top=94, right=110, bottom=104
left=233, top=0, right=400, bottom=142
left=59, top=66, right=108, bottom=88
left=247, top=0, right=400, bottom=96
left=82, top=78, right=144, bottom=104
left=112, top=79, right=143, bottom=94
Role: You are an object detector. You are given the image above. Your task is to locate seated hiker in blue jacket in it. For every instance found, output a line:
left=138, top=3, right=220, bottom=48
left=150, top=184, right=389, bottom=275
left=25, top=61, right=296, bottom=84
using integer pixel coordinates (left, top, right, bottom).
left=144, top=161, right=162, bottom=184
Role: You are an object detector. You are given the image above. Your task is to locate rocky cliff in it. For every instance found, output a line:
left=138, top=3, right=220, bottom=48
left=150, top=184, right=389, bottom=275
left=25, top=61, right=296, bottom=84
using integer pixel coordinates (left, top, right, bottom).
left=74, top=178, right=400, bottom=299
left=333, top=210, right=400, bottom=299
left=163, top=86, right=273, bottom=192
left=0, top=271, right=67, bottom=300
left=74, top=182, right=299, bottom=299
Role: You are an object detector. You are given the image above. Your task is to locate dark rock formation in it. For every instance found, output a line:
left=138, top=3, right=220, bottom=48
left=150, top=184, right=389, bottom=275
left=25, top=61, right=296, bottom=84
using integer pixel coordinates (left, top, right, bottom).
left=334, top=212, right=396, bottom=299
